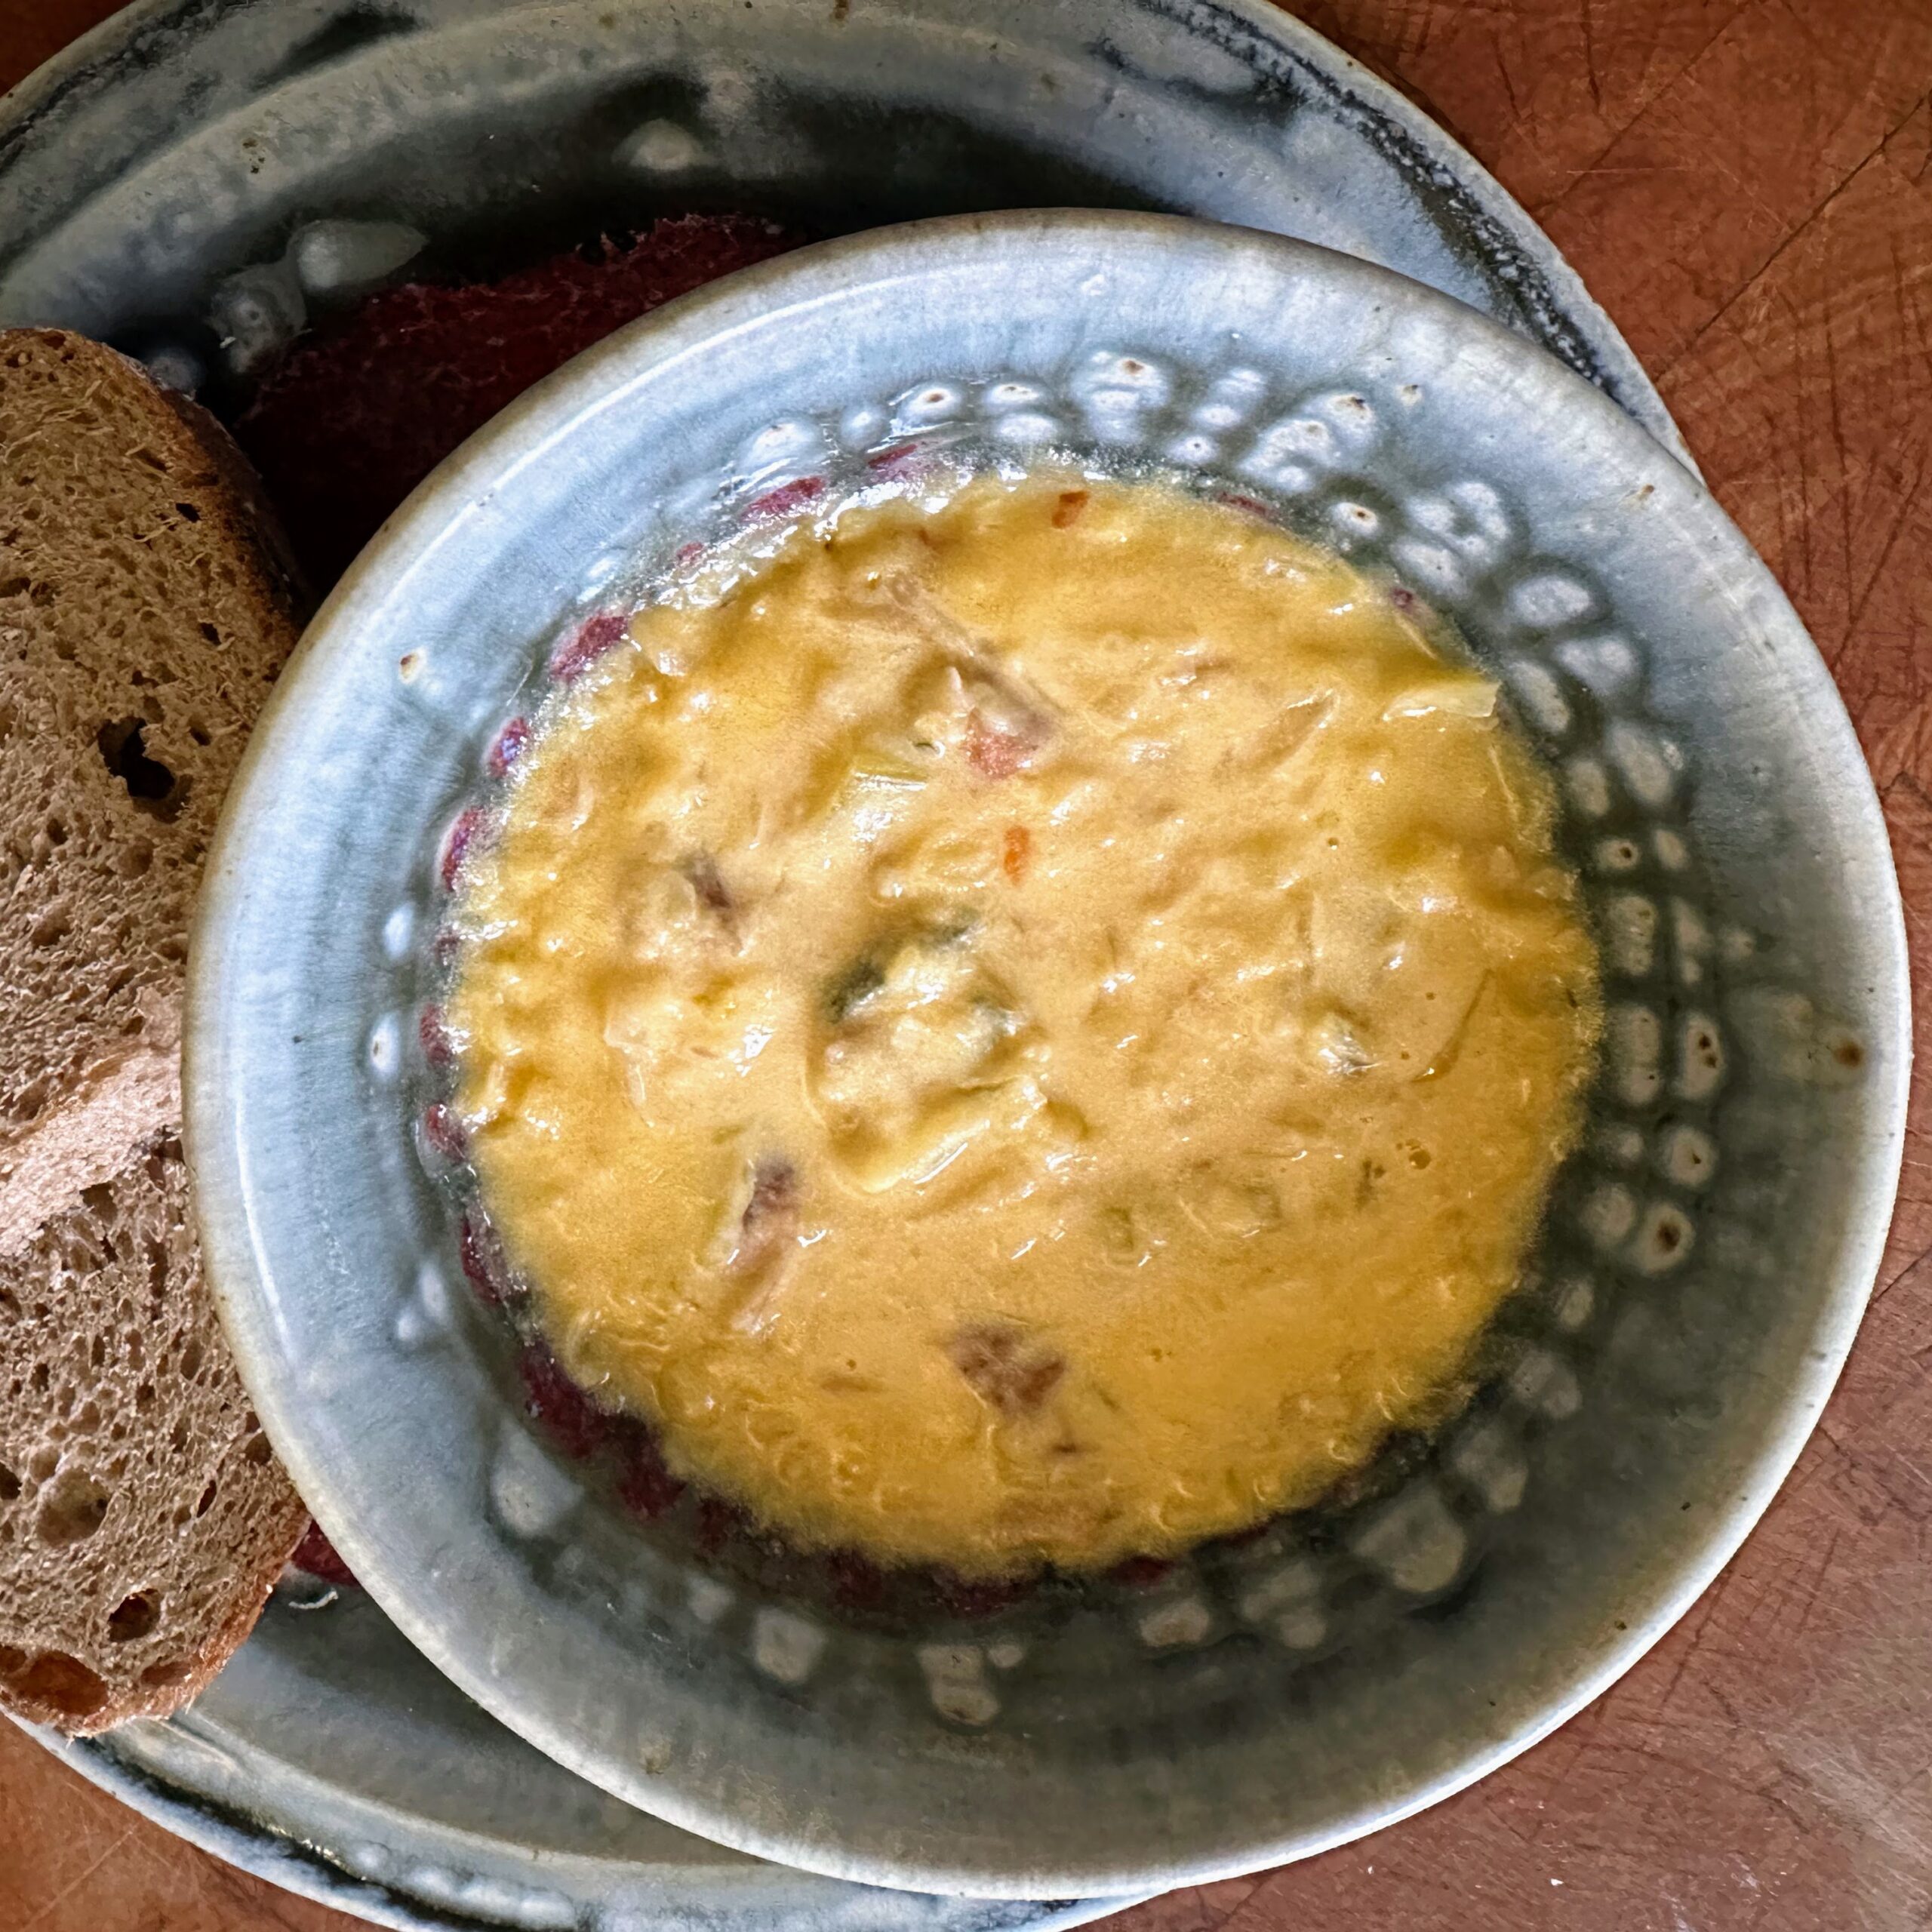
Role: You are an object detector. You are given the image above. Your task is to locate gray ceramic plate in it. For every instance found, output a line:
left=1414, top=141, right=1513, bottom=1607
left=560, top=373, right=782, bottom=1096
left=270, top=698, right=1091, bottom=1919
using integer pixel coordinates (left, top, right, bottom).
left=187, top=211, right=1907, bottom=1900
left=24, top=1592, right=1109, bottom=1932
left=0, top=1, right=1706, bottom=1925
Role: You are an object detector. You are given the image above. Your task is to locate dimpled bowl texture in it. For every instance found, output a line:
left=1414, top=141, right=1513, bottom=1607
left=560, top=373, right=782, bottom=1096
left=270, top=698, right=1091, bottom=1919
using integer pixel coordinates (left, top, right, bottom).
left=186, top=214, right=1908, bottom=1900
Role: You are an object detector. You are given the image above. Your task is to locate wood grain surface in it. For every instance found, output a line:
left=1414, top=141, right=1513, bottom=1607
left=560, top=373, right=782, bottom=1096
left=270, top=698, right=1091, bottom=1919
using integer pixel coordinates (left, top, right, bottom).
left=4, top=1, right=1930, bottom=1927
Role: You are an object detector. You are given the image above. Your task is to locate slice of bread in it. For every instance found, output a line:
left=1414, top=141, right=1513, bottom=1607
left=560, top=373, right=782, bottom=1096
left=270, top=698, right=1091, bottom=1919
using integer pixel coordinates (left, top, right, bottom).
left=0, top=1134, right=308, bottom=1730
left=0, top=328, right=302, bottom=1241
left=235, top=214, right=800, bottom=586
left=0, top=328, right=308, bottom=1730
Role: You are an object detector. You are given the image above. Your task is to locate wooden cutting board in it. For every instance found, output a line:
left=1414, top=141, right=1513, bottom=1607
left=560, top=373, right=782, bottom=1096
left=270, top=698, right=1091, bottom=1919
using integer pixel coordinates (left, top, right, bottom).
left=4, top=2, right=1930, bottom=1927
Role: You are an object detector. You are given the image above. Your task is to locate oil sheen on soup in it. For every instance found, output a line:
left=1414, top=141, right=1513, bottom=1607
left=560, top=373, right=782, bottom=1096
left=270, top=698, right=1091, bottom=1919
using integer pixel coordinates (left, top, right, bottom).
left=448, top=472, right=1601, bottom=1577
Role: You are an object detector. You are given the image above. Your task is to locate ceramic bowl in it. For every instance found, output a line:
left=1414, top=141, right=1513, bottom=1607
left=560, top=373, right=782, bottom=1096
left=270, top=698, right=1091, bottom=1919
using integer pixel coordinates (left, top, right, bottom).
left=186, top=212, right=1908, bottom=1898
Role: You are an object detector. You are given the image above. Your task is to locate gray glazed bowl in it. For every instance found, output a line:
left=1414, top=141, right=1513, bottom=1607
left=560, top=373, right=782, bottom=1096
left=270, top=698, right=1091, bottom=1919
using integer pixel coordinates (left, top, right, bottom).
left=186, top=213, right=1909, bottom=1899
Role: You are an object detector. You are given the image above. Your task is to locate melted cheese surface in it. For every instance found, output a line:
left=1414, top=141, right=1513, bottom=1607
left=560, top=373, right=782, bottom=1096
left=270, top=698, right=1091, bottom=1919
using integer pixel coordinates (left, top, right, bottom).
left=449, top=474, right=1599, bottom=1575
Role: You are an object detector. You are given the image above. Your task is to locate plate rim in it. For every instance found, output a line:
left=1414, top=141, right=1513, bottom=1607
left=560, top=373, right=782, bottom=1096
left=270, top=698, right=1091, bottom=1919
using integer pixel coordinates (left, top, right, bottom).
left=24, top=1717, right=1144, bottom=1931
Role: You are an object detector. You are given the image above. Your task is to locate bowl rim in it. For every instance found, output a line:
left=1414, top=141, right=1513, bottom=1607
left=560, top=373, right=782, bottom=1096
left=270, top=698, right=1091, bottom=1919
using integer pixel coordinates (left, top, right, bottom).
left=186, top=208, right=1912, bottom=1897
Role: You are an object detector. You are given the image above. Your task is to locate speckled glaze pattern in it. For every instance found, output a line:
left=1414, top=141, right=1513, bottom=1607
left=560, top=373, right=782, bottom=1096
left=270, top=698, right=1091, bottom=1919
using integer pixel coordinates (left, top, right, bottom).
left=185, top=214, right=1906, bottom=1899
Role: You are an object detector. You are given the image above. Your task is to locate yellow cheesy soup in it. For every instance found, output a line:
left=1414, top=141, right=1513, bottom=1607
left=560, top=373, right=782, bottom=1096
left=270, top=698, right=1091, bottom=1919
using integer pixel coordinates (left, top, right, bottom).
left=448, top=472, right=1600, bottom=1577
